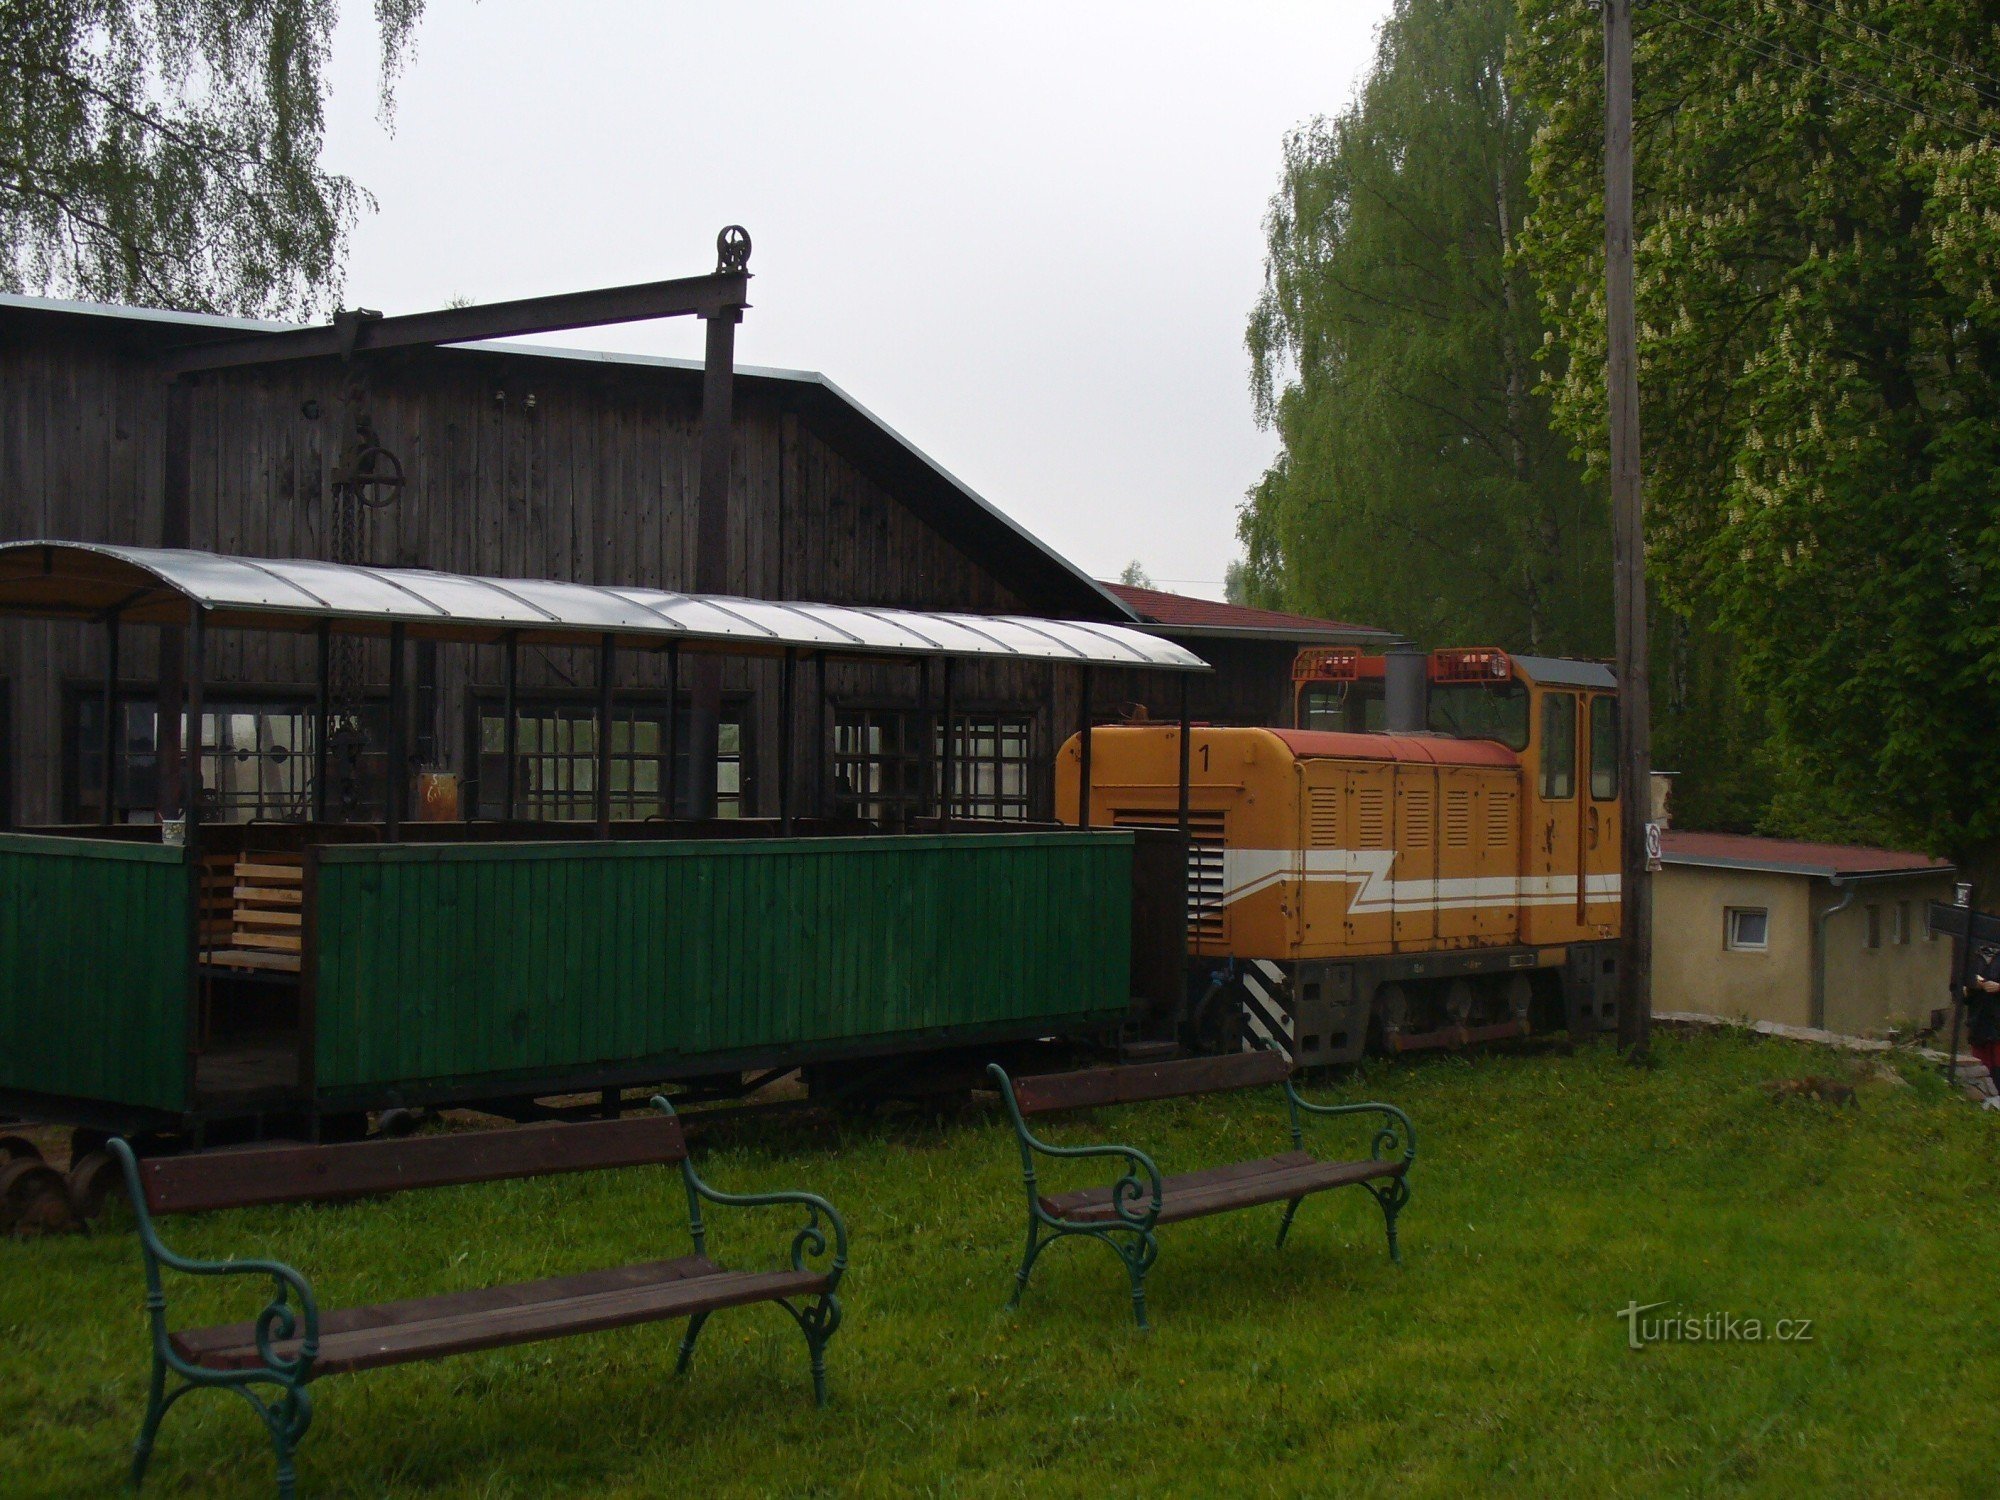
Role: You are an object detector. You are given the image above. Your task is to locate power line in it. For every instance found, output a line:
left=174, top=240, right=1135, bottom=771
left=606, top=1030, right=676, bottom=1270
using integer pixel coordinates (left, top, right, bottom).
left=1780, top=0, right=2000, bottom=106
left=1657, top=1, right=2000, bottom=149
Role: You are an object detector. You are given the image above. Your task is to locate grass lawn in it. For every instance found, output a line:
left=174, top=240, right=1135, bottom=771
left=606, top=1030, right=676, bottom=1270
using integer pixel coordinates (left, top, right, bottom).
left=2, top=1028, right=1995, bottom=1498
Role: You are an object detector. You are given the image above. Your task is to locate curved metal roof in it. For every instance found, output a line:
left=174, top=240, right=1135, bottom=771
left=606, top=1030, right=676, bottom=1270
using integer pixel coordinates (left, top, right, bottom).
left=0, top=542, right=1208, bottom=672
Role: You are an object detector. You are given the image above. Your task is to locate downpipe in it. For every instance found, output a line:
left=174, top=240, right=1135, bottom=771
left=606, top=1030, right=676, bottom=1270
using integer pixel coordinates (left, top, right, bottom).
left=1812, top=879, right=1859, bottom=1031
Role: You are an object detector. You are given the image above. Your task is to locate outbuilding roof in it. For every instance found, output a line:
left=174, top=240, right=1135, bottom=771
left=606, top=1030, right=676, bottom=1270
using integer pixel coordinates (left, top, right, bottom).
left=1098, top=582, right=1394, bottom=643
left=0, top=542, right=1208, bottom=671
left=1658, top=829, right=1950, bottom=880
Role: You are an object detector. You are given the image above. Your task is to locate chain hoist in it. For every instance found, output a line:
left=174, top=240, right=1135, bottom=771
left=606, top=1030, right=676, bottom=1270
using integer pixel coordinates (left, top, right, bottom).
left=323, top=319, right=404, bottom=817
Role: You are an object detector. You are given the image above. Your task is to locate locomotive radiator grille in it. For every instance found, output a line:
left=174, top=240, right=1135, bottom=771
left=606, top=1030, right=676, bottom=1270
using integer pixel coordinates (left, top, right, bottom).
left=1111, top=808, right=1228, bottom=940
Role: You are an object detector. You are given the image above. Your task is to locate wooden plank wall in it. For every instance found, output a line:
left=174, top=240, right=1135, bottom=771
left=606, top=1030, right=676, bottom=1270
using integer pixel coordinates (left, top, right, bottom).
left=0, top=316, right=1113, bottom=825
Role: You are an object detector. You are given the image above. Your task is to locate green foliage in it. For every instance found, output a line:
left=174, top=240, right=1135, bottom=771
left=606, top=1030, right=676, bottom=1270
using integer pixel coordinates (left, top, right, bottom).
left=2, top=1033, right=1995, bottom=1494
left=1118, top=559, right=1154, bottom=590
left=1515, top=0, right=2000, bottom=858
left=0, top=0, right=424, bottom=316
left=1241, top=0, right=1608, bottom=656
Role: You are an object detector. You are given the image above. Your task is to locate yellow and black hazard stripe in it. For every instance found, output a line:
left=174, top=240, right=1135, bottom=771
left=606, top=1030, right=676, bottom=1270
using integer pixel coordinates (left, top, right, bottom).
left=1237, top=960, right=1294, bottom=1063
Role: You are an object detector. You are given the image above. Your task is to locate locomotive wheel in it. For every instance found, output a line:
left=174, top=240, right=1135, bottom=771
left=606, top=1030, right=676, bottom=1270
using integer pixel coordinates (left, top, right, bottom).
left=1505, top=974, right=1535, bottom=1027
left=1444, top=979, right=1476, bottom=1028
left=0, top=1134, right=44, bottom=1165
left=0, top=1157, right=75, bottom=1237
left=1375, top=983, right=1410, bottom=1039
left=66, top=1150, right=124, bottom=1225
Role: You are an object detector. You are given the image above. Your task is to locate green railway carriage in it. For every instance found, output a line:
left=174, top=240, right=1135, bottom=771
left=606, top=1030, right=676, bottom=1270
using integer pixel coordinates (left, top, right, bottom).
left=0, top=543, right=1203, bottom=1144
left=0, top=825, right=1138, bottom=1132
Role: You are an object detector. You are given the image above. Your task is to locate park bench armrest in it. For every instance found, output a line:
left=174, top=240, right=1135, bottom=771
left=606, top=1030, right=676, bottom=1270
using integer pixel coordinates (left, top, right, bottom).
left=650, top=1097, right=849, bottom=1291
left=1280, top=1081, right=1417, bottom=1168
left=109, top=1138, right=321, bottom=1386
left=986, top=1063, right=1164, bottom=1232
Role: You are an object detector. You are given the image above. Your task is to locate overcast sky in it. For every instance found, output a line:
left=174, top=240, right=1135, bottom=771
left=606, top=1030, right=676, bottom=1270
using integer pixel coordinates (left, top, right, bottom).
left=319, top=2, right=1392, bottom=600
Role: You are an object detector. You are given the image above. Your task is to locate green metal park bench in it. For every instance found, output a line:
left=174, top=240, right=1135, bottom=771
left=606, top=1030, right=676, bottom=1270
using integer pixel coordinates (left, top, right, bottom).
left=108, top=1098, right=846, bottom=1498
left=986, top=1051, right=1415, bottom=1329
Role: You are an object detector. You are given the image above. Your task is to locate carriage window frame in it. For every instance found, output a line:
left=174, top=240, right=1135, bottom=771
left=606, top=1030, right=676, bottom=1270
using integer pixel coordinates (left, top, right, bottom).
left=473, top=695, right=751, bottom=821
left=68, top=686, right=355, bottom=824
left=1538, top=691, right=1577, bottom=801
left=831, top=704, right=1035, bottom=822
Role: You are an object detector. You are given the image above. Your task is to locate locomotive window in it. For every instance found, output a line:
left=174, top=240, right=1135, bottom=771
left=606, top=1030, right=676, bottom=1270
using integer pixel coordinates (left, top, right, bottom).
left=1299, top=682, right=1385, bottom=733
left=1538, top=692, right=1576, bottom=799
left=1427, top=681, right=1529, bottom=749
left=1589, top=696, right=1619, bottom=800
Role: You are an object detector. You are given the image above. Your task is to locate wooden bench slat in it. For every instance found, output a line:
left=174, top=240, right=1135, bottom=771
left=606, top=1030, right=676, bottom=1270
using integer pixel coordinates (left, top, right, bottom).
left=201, top=948, right=303, bottom=973
left=1010, top=1051, right=1291, bottom=1115
left=182, top=1267, right=830, bottom=1376
left=234, top=885, right=304, bottom=905
left=1041, top=1152, right=1402, bottom=1226
left=139, top=1115, right=688, bottom=1214
left=236, top=910, right=303, bottom=929
left=231, top=931, right=303, bottom=952
left=235, top=862, right=304, bottom=881
left=172, top=1255, right=723, bottom=1360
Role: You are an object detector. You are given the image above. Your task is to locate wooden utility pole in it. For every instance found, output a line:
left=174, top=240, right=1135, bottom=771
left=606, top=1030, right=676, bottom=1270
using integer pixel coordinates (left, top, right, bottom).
left=1605, top=0, right=1652, bottom=1053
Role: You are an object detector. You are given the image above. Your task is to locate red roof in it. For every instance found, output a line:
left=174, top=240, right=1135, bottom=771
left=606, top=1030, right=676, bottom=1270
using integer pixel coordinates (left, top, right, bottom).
left=1266, top=729, right=1518, bottom=768
left=1101, top=582, right=1385, bottom=638
left=1658, top=829, right=1951, bottom=879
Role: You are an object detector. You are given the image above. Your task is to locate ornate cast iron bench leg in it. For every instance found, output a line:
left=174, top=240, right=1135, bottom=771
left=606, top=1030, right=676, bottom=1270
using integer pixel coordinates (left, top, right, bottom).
left=1274, top=1196, right=1305, bottom=1249
left=1370, top=1174, right=1410, bottom=1264
left=675, top=1311, right=711, bottom=1376
left=654, top=1098, right=848, bottom=1408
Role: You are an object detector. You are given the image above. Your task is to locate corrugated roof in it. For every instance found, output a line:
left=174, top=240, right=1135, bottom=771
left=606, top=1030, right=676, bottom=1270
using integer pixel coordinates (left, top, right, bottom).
left=0, top=542, right=1209, bottom=671
left=1098, top=582, right=1391, bottom=641
left=1659, top=829, right=1951, bottom=879
left=0, top=292, right=1139, bottom=624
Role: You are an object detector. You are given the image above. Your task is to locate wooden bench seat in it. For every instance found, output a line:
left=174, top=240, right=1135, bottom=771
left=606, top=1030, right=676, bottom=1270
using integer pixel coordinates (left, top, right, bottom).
left=110, top=1102, right=847, bottom=1498
left=170, top=1256, right=832, bottom=1377
left=988, top=1051, right=1415, bottom=1329
left=1040, top=1150, right=1404, bottom=1227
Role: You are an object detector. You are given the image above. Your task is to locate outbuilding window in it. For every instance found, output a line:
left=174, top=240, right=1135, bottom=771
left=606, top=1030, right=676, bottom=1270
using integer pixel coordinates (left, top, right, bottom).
left=1725, top=906, right=1769, bottom=951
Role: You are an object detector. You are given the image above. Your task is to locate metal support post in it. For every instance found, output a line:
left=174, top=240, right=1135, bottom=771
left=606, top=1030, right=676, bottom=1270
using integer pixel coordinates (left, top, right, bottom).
left=100, top=615, right=120, bottom=824
left=502, top=632, right=520, bottom=821
left=387, top=623, right=407, bottom=839
left=1077, top=666, right=1094, bottom=830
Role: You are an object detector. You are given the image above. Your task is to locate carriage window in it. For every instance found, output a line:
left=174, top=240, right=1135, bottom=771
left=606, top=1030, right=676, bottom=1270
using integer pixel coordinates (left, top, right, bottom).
left=938, top=713, right=1033, bottom=820
left=833, top=708, right=1033, bottom=821
left=72, top=692, right=359, bottom=823
left=1538, top=692, right=1577, bottom=800
left=476, top=702, right=747, bottom=820
left=1589, top=696, right=1619, bottom=800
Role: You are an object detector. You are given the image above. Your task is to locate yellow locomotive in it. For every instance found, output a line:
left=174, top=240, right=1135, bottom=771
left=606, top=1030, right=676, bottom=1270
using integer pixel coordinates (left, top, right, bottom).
left=1058, top=647, right=1624, bottom=1065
